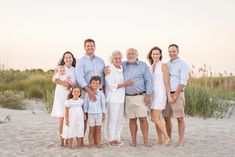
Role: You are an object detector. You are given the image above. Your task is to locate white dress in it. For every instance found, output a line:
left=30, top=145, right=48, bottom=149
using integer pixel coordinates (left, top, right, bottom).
left=51, top=66, right=76, bottom=117
left=61, top=99, right=84, bottom=138
left=151, top=61, right=167, bottom=110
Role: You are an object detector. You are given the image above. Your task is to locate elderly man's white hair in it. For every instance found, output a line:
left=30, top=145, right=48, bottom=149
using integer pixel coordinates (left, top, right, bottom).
left=109, top=50, right=123, bottom=62
left=126, top=48, right=138, bottom=56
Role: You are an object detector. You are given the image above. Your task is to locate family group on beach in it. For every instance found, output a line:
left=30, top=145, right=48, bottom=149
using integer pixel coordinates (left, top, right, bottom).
left=50, top=38, right=189, bottom=149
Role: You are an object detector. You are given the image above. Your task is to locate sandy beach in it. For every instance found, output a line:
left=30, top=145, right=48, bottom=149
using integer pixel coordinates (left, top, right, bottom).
left=0, top=100, right=235, bottom=157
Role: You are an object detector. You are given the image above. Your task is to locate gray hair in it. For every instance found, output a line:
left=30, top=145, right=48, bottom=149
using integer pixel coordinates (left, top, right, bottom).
left=126, top=48, right=138, bottom=56
left=109, top=50, right=123, bottom=62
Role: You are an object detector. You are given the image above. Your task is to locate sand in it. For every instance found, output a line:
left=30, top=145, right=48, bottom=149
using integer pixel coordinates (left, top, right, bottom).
left=0, top=100, right=235, bottom=157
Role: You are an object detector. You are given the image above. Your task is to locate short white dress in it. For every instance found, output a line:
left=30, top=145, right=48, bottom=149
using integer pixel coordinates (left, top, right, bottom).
left=151, top=61, right=167, bottom=110
left=61, top=98, right=84, bottom=139
left=51, top=66, right=76, bottom=117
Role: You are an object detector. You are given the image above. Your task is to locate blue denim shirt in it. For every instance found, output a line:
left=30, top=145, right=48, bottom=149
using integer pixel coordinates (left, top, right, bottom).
left=167, top=58, right=189, bottom=91
left=75, top=55, right=105, bottom=88
left=122, top=60, right=153, bottom=95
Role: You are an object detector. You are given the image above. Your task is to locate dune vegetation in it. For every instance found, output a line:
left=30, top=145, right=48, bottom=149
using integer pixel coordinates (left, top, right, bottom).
left=0, top=67, right=234, bottom=118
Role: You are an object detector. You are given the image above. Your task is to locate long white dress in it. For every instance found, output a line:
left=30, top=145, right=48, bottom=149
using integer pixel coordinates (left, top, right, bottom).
left=61, top=98, right=84, bottom=139
left=151, top=61, right=167, bottom=110
left=51, top=66, right=76, bottom=117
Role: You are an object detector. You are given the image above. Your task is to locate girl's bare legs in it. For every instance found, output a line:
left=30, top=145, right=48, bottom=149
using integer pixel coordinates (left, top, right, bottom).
left=151, top=109, right=171, bottom=145
left=68, top=138, right=73, bottom=149
left=95, top=126, right=102, bottom=148
left=88, top=126, right=95, bottom=147
left=81, top=120, right=87, bottom=146
left=77, top=137, right=82, bottom=149
left=59, top=117, right=64, bottom=146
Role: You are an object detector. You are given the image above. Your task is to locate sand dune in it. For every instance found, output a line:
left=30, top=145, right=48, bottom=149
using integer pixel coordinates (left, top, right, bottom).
left=0, top=100, right=235, bottom=157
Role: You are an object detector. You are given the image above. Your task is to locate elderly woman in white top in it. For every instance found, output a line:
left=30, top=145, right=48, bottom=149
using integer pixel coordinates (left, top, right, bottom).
left=104, top=50, right=133, bottom=147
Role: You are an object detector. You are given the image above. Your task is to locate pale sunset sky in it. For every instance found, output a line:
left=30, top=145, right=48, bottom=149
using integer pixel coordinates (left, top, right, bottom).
left=0, top=0, right=235, bottom=75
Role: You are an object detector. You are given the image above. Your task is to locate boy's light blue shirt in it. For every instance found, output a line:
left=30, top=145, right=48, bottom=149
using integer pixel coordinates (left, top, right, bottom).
left=83, top=90, right=106, bottom=114
left=167, top=58, right=189, bottom=92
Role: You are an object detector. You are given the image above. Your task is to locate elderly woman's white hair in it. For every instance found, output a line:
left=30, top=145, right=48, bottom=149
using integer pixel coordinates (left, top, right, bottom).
left=109, top=50, right=123, bottom=62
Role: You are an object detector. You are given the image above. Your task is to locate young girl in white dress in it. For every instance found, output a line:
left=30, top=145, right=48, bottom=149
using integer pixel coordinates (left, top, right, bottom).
left=147, top=46, right=173, bottom=146
left=61, top=87, right=85, bottom=149
left=51, top=51, right=77, bottom=146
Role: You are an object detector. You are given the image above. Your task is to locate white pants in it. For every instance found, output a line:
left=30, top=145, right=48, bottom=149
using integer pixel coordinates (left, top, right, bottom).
left=104, top=102, right=124, bottom=141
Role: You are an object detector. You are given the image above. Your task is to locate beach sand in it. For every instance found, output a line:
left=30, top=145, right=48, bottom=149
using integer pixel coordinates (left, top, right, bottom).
left=0, top=100, right=235, bottom=157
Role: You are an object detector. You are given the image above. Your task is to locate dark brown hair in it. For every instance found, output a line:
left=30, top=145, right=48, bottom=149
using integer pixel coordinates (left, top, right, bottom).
left=67, top=86, right=81, bottom=99
left=147, top=46, right=162, bottom=65
left=58, top=51, right=76, bottom=67
left=168, top=44, right=179, bottom=51
left=84, top=38, right=95, bottom=47
left=89, top=75, right=101, bottom=84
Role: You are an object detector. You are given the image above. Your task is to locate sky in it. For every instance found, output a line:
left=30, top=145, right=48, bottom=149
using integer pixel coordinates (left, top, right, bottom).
left=0, top=0, right=235, bottom=76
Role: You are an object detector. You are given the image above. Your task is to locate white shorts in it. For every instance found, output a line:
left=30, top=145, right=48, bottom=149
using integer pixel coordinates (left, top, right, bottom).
left=88, top=113, right=103, bottom=126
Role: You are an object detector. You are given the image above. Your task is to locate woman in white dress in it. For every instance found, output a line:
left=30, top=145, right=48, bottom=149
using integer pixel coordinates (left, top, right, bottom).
left=51, top=51, right=77, bottom=146
left=104, top=50, right=133, bottom=147
left=61, top=87, right=84, bottom=149
left=147, top=46, right=173, bottom=145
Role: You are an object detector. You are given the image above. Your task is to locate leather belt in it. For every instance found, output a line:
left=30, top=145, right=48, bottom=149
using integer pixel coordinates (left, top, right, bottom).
left=125, top=92, right=146, bottom=96
left=170, top=91, right=183, bottom=94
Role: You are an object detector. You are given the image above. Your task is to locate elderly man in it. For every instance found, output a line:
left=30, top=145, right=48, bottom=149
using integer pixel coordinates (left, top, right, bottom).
left=123, top=48, right=153, bottom=147
left=163, top=44, right=189, bottom=147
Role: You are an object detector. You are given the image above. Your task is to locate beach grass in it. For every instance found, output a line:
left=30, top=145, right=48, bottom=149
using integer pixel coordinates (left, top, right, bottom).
left=0, top=68, right=234, bottom=118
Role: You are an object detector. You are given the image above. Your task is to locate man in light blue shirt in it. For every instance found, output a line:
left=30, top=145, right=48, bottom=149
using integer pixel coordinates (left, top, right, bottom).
left=75, top=39, right=105, bottom=146
left=75, top=39, right=105, bottom=101
left=123, top=48, right=153, bottom=147
left=163, top=44, right=189, bottom=147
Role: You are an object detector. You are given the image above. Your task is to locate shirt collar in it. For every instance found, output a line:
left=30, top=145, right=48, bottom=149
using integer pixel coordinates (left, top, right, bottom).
left=85, top=54, right=96, bottom=60
left=127, top=59, right=140, bottom=65
left=110, top=63, right=123, bottom=72
left=170, top=57, right=180, bottom=63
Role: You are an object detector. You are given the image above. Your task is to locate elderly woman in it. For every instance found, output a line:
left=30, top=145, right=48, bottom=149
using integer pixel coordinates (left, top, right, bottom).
left=104, top=50, right=133, bottom=147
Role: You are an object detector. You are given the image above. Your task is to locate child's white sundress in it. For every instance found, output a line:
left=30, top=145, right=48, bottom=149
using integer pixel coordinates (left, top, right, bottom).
left=61, top=98, right=84, bottom=138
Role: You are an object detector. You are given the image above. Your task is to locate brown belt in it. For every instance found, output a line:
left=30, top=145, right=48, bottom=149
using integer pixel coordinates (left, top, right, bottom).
left=125, top=92, right=146, bottom=96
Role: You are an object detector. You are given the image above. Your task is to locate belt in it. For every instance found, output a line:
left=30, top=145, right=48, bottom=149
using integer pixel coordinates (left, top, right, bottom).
left=125, top=92, right=146, bottom=96
left=170, top=91, right=184, bottom=94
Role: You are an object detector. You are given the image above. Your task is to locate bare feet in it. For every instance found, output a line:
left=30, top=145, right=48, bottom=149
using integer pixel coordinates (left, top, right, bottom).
left=163, top=138, right=171, bottom=146
left=156, top=139, right=163, bottom=145
left=129, top=143, right=137, bottom=147
left=97, top=144, right=102, bottom=148
left=144, top=143, right=152, bottom=147
left=176, top=141, right=184, bottom=147
left=114, top=140, right=124, bottom=146
left=59, top=139, right=64, bottom=147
